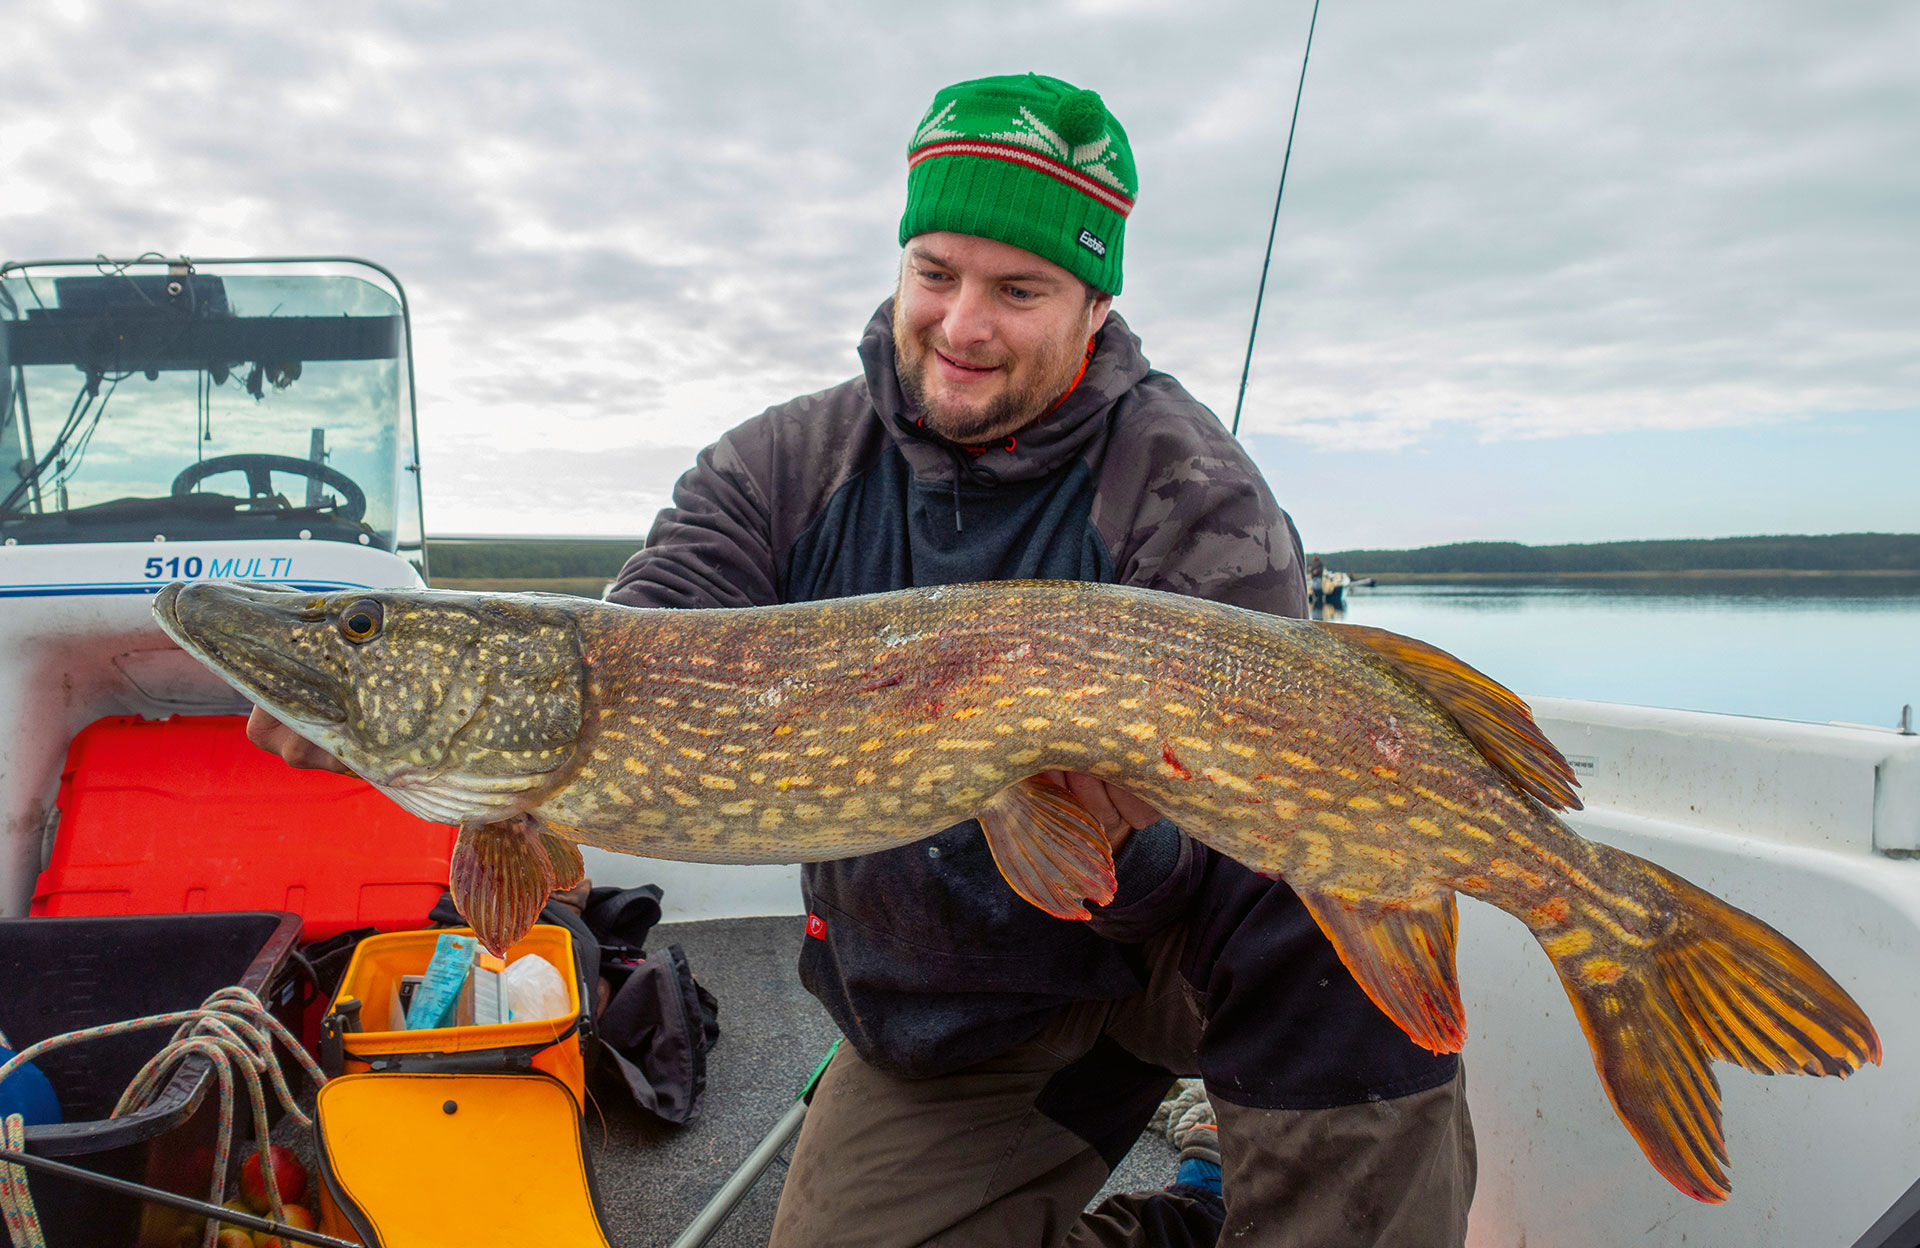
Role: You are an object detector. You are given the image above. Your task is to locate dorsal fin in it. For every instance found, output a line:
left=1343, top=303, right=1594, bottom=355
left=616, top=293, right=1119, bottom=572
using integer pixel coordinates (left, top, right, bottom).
left=1322, top=622, right=1582, bottom=811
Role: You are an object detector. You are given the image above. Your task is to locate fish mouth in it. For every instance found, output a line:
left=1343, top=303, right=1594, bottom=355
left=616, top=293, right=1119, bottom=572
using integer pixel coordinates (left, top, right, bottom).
left=153, top=581, right=348, bottom=725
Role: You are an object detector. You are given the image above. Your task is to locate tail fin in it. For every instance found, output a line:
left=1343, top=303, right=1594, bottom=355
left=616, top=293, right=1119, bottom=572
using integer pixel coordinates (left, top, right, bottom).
left=1556, top=864, right=1879, bottom=1203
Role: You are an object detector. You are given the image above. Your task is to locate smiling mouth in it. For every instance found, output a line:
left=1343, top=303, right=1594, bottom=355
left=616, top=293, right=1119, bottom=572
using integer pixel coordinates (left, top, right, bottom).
left=936, top=350, right=1000, bottom=375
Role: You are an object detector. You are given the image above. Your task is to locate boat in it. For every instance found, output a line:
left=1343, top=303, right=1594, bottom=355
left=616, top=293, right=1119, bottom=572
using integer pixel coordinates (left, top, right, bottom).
left=3, top=255, right=1918, bottom=1247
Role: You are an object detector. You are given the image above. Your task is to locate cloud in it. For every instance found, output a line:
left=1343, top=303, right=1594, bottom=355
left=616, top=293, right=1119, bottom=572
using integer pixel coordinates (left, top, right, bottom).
left=3, top=0, right=1913, bottom=539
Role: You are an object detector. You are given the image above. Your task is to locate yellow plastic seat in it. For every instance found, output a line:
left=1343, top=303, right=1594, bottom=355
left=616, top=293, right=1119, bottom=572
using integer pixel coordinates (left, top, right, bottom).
left=316, top=1072, right=612, bottom=1248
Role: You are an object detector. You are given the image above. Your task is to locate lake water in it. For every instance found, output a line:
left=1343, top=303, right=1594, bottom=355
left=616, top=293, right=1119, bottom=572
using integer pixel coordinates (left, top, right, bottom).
left=1322, top=577, right=1920, bottom=730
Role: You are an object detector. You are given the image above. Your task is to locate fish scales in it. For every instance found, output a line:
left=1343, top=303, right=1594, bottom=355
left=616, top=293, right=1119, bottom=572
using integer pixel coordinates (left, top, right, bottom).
left=152, top=578, right=1880, bottom=1204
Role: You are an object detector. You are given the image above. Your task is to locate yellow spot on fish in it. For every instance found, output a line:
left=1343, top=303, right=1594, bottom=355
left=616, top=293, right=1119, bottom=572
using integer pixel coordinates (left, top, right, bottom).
left=1385, top=794, right=1408, bottom=807
left=935, top=738, right=993, bottom=751
left=774, top=776, right=814, bottom=791
left=892, top=748, right=916, bottom=764
left=680, top=746, right=707, bottom=761
left=1305, top=786, right=1334, bottom=801
left=1119, top=696, right=1143, bottom=710
left=1278, top=750, right=1319, bottom=771
left=1408, top=816, right=1443, bottom=837
left=1271, top=798, right=1300, bottom=819
left=972, top=764, right=1005, bottom=782
left=805, top=745, right=828, bottom=757
left=1455, top=822, right=1495, bottom=843
left=1121, top=722, right=1156, bottom=741
left=860, top=738, right=883, bottom=752
left=1315, top=811, right=1355, bottom=832
left=1022, top=717, right=1050, bottom=730
left=952, top=707, right=982, bottom=720
left=1173, top=736, right=1212, bottom=753
left=1351, top=843, right=1405, bottom=869
left=1162, top=703, right=1195, bottom=717
left=774, top=725, right=794, bottom=736
left=1542, top=929, right=1594, bottom=958
left=720, top=799, right=757, bottom=816
left=1024, top=686, right=1055, bottom=698
left=854, top=768, right=877, bottom=785
left=664, top=787, right=699, bottom=808
left=622, top=758, right=649, bottom=776
left=1579, top=957, right=1625, bottom=985
left=1347, top=796, right=1382, bottom=812
left=700, top=776, right=737, bottom=791
left=1223, top=741, right=1258, bottom=760
left=1202, top=767, right=1256, bottom=795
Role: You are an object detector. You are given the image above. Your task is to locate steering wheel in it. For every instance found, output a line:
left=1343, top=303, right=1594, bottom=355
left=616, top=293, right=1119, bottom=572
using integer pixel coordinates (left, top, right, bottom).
left=171, top=454, right=368, bottom=523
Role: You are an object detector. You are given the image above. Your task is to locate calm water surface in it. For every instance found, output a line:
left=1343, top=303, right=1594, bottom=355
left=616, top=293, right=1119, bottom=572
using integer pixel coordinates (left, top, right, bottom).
left=1324, top=577, right=1920, bottom=729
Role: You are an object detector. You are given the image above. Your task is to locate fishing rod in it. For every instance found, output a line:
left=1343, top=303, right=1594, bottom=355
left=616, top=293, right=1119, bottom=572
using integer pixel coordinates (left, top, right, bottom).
left=1231, top=0, right=1323, bottom=437
left=0, top=1146, right=359, bottom=1248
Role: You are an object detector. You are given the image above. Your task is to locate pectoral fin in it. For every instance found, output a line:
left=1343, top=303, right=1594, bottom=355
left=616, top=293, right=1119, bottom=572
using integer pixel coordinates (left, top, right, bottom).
left=1294, top=887, right=1466, bottom=1054
left=977, top=776, right=1118, bottom=921
left=450, top=814, right=557, bottom=957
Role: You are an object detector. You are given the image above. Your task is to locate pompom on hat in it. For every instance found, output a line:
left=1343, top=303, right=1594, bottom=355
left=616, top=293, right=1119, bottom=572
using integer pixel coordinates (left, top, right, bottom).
left=900, top=73, right=1137, bottom=295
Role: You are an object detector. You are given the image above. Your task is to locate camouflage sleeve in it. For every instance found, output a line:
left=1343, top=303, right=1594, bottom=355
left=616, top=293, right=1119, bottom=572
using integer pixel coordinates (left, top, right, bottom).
left=607, top=418, right=781, bottom=610
left=1090, top=371, right=1308, bottom=620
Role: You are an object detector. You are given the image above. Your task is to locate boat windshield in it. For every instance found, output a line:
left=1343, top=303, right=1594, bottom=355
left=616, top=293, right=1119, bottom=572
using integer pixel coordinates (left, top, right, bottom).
left=0, top=259, right=423, bottom=557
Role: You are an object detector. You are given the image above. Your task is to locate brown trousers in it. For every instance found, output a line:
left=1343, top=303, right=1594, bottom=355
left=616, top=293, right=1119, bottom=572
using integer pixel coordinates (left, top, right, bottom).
left=767, top=926, right=1475, bottom=1248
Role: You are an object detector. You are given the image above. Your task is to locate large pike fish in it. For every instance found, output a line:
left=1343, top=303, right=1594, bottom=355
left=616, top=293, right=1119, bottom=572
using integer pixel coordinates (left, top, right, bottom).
left=152, top=579, right=1879, bottom=1201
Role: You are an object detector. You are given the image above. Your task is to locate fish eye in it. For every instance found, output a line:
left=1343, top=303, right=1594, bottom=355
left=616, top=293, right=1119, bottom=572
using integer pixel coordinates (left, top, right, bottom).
left=338, top=599, right=385, bottom=644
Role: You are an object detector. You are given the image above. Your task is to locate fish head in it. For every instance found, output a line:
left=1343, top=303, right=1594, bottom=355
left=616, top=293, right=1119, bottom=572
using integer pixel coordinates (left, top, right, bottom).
left=153, top=581, right=587, bottom=824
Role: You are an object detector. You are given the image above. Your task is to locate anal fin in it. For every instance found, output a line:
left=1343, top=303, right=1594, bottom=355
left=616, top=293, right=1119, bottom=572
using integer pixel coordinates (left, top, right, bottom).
left=1294, top=887, right=1465, bottom=1054
left=977, top=776, right=1118, bottom=921
left=450, top=814, right=557, bottom=957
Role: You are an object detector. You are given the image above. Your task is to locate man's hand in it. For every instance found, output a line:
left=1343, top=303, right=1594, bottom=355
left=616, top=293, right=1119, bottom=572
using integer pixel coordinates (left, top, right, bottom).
left=1039, top=770, right=1160, bottom=855
left=245, top=706, right=355, bottom=775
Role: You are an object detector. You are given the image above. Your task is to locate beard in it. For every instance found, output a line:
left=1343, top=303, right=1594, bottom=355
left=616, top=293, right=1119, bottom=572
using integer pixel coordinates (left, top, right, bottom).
left=893, top=311, right=1084, bottom=445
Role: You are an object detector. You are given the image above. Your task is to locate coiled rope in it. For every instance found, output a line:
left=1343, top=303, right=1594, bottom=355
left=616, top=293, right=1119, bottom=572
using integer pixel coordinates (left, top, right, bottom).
left=0, top=987, right=326, bottom=1248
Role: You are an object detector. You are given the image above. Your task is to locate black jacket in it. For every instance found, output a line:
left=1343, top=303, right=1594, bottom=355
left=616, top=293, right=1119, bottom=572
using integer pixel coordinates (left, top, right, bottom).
left=610, top=300, right=1307, bottom=1076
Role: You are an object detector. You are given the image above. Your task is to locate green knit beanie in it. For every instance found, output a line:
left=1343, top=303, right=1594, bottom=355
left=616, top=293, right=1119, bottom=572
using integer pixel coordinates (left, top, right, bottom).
left=900, top=73, right=1137, bottom=296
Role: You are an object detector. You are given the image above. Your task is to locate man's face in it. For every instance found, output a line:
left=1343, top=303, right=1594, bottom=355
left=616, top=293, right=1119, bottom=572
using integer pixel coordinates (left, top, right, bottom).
left=893, top=232, right=1112, bottom=445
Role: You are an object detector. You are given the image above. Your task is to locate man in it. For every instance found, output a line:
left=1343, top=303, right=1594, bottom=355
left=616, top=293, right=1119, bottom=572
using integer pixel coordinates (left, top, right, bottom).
left=252, top=73, right=1475, bottom=1246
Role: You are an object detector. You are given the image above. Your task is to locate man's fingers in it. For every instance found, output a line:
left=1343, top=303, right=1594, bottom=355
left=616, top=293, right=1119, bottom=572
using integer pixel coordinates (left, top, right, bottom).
left=245, top=705, right=354, bottom=775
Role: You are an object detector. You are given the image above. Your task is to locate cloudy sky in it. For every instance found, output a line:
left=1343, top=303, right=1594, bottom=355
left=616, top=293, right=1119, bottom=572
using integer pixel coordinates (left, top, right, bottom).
left=5, top=0, right=1914, bottom=551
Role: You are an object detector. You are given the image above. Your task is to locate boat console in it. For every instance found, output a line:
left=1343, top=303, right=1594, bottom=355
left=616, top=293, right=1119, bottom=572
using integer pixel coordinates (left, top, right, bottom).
left=0, top=257, right=431, bottom=918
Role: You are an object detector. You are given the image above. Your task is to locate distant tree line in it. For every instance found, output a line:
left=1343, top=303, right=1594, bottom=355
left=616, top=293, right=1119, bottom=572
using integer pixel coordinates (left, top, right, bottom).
left=427, top=538, right=642, bottom=580
left=1315, top=533, right=1920, bottom=575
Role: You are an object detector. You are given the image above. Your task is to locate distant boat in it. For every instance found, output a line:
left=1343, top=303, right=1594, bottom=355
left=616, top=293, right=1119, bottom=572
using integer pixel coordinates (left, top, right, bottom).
left=1308, top=558, right=1372, bottom=609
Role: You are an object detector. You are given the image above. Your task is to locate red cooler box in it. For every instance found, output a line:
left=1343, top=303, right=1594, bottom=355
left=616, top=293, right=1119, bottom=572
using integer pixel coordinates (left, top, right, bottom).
left=32, top=714, right=457, bottom=939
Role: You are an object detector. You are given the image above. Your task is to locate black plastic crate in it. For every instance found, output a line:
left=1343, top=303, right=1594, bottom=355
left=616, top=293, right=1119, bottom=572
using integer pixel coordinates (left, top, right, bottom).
left=0, top=911, right=300, bottom=1248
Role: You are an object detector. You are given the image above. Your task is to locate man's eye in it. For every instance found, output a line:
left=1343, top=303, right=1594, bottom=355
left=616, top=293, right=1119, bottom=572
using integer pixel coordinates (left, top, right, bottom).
left=1005, top=286, right=1034, bottom=301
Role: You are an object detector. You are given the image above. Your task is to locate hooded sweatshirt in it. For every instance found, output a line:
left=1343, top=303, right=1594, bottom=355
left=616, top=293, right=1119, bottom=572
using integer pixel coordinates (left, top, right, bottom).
left=609, top=299, right=1307, bottom=1076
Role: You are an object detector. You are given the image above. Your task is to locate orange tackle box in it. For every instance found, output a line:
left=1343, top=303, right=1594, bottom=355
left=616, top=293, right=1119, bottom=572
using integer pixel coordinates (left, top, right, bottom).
left=315, top=1072, right=613, bottom=1248
left=320, top=924, right=592, bottom=1106
left=31, top=714, right=457, bottom=940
